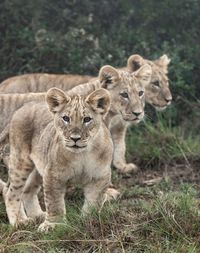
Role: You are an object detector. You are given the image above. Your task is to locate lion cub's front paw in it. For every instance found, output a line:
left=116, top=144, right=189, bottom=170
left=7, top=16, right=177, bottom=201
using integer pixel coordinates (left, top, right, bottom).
left=101, top=188, right=120, bottom=206
left=15, top=217, right=34, bottom=228
left=38, top=221, right=64, bottom=233
left=105, top=188, right=120, bottom=202
left=100, top=188, right=120, bottom=211
left=117, top=163, right=138, bottom=174
left=33, top=211, right=46, bottom=223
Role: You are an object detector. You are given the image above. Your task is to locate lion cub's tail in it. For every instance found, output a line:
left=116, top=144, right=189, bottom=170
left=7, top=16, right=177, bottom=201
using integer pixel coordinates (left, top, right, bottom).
left=0, top=178, right=6, bottom=194
left=0, top=125, right=9, bottom=147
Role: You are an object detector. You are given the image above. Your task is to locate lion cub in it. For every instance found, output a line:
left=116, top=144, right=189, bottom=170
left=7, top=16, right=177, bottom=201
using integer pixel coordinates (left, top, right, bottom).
left=5, top=87, right=113, bottom=231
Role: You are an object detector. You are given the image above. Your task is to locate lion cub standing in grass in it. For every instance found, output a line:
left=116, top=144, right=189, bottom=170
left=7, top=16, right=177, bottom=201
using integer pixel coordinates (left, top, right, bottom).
left=5, top=87, right=114, bottom=231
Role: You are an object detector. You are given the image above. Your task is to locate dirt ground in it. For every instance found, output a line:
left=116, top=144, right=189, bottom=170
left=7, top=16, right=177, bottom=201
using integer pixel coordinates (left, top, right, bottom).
left=119, top=160, right=200, bottom=187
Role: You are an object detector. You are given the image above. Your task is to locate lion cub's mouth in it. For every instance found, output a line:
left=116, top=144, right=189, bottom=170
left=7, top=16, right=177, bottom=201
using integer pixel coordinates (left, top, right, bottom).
left=120, top=111, right=143, bottom=123
left=71, top=145, right=85, bottom=149
left=65, top=144, right=87, bottom=152
left=121, top=113, right=143, bottom=123
left=132, top=117, right=140, bottom=121
left=153, top=104, right=167, bottom=111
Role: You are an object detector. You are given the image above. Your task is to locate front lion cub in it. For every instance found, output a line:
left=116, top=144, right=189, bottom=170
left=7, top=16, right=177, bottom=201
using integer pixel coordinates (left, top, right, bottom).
left=5, top=87, right=113, bottom=231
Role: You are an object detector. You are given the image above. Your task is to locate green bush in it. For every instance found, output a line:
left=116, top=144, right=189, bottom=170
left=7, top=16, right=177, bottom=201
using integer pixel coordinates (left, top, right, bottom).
left=0, top=0, right=199, bottom=126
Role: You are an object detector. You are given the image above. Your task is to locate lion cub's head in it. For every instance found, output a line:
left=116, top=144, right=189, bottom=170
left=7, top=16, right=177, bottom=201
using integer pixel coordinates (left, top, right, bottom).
left=99, top=65, right=152, bottom=124
left=127, top=54, right=172, bottom=111
left=46, top=88, right=110, bottom=152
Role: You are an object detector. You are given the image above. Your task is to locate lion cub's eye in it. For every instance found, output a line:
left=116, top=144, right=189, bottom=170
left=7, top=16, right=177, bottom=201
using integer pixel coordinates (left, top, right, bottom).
left=139, top=91, right=144, bottom=97
left=120, top=92, right=129, bottom=99
left=83, top=117, right=92, bottom=123
left=62, top=116, right=70, bottom=123
left=152, top=80, right=160, bottom=87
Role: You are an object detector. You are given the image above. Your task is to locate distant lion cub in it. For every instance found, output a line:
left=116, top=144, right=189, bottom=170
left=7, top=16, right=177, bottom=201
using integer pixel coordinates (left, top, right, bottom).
left=5, top=87, right=113, bottom=231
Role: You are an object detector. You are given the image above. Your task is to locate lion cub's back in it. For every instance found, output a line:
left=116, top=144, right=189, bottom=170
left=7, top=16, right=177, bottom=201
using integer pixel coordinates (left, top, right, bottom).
left=0, top=73, right=93, bottom=94
left=10, top=101, right=52, bottom=137
left=0, top=93, right=46, bottom=134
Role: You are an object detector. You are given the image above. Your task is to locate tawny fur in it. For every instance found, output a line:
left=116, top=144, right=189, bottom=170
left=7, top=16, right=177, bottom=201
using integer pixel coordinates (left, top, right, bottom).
left=0, top=54, right=172, bottom=191
left=0, top=55, right=171, bottom=161
left=0, top=74, right=92, bottom=93
left=0, top=55, right=172, bottom=223
left=0, top=64, right=150, bottom=173
left=4, top=88, right=114, bottom=230
left=1, top=65, right=150, bottom=225
left=0, top=54, right=172, bottom=109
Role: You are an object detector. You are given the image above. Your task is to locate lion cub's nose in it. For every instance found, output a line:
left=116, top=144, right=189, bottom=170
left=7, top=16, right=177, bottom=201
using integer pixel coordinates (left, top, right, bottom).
left=70, top=134, right=81, bottom=143
left=165, top=98, right=172, bottom=103
left=132, top=112, right=142, bottom=117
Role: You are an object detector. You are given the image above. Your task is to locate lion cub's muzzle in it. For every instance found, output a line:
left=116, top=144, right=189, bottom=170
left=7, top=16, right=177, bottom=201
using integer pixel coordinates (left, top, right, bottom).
left=122, top=111, right=144, bottom=124
left=65, top=133, right=88, bottom=151
left=153, top=97, right=172, bottom=111
left=165, top=98, right=172, bottom=106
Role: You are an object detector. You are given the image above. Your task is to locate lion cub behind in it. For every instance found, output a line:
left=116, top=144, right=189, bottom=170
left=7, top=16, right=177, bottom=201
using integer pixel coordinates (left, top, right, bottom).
left=5, top=87, right=113, bottom=231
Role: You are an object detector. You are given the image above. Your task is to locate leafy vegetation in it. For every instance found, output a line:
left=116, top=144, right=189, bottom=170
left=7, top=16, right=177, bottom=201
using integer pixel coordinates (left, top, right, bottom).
left=0, top=0, right=199, bottom=125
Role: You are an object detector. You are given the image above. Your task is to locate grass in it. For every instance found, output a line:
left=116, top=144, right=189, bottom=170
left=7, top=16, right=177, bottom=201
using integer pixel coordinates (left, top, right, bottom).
left=0, top=115, right=200, bottom=252
left=1, top=181, right=200, bottom=252
left=126, top=111, right=200, bottom=167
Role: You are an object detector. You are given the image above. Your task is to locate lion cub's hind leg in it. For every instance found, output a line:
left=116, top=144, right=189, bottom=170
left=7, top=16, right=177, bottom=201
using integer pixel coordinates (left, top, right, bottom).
left=5, top=128, right=34, bottom=226
left=23, top=169, right=45, bottom=221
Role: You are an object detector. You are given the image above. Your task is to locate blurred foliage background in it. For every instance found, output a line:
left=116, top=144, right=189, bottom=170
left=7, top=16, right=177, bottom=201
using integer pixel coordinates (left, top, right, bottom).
left=0, top=0, right=199, bottom=131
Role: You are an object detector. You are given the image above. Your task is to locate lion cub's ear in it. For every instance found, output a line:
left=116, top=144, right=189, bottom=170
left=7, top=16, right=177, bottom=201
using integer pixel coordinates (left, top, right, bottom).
left=99, top=65, right=120, bottom=89
left=46, top=87, right=71, bottom=113
left=127, top=54, right=144, bottom=72
left=154, top=54, right=171, bottom=73
left=134, top=64, right=152, bottom=87
left=86, top=88, right=111, bottom=115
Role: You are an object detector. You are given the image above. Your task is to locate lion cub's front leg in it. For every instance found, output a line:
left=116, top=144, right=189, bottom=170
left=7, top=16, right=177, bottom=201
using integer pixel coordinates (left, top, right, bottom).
left=110, top=120, right=138, bottom=173
left=38, top=171, right=66, bottom=232
left=82, top=174, right=111, bottom=216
